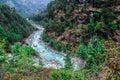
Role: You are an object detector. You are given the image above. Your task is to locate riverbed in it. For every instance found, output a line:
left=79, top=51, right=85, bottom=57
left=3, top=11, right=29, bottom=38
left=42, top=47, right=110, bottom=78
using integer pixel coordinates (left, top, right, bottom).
left=25, top=24, right=85, bottom=70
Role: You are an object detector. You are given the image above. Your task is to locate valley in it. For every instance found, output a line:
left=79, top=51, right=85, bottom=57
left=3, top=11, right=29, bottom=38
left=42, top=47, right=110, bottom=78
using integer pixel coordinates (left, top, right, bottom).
left=25, top=23, right=85, bottom=70
left=0, top=0, right=120, bottom=80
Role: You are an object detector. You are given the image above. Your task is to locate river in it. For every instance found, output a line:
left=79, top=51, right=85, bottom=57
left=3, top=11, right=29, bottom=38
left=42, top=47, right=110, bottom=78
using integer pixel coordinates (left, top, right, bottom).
left=25, top=24, right=85, bottom=70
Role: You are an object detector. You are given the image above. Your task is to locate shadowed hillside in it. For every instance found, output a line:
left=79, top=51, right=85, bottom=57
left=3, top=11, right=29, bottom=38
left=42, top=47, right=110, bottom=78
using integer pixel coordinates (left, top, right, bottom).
left=1, top=0, right=51, bottom=17
left=0, top=4, right=35, bottom=43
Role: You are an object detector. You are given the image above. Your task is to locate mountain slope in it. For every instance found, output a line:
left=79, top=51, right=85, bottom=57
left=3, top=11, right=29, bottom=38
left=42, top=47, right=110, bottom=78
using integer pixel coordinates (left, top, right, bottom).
left=32, top=0, right=120, bottom=80
left=0, top=4, right=35, bottom=43
left=0, top=4, right=44, bottom=80
left=1, top=0, right=51, bottom=17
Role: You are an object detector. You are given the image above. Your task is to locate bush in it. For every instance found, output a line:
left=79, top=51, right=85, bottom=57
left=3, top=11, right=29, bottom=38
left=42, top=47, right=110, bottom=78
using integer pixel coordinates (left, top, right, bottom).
left=12, top=44, right=36, bottom=55
left=7, top=32, right=23, bottom=42
left=50, top=69, right=87, bottom=80
left=42, top=33, right=51, bottom=42
left=56, top=43, right=62, bottom=51
left=48, top=38, right=66, bottom=52
left=6, top=44, right=40, bottom=75
left=11, top=43, right=20, bottom=54
left=0, top=26, right=7, bottom=40
left=62, top=43, right=67, bottom=52
left=76, top=44, right=87, bottom=59
left=76, top=40, right=105, bottom=71
left=64, top=52, right=72, bottom=70
left=0, top=42, right=42, bottom=79
left=86, top=10, right=118, bottom=34
left=108, top=21, right=118, bottom=31
left=49, top=39, right=56, bottom=48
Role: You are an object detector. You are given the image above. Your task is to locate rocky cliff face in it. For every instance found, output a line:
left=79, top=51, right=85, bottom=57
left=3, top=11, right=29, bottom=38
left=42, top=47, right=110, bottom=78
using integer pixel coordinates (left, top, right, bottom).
left=1, top=0, right=51, bottom=17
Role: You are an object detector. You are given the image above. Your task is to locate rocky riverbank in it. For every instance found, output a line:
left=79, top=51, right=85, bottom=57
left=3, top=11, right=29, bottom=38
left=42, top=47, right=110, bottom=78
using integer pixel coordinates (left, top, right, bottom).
left=25, top=23, right=85, bottom=70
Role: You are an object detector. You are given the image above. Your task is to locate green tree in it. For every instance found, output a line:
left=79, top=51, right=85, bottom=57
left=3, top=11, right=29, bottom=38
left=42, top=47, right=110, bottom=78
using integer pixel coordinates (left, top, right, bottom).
left=0, top=4, right=35, bottom=43
left=56, top=43, right=62, bottom=51
left=49, top=39, right=56, bottom=47
left=50, top=69, right=86, bottom=80
left=76, top=44, right=87, bottom=59
left=64, top=52, right=72, bottom=70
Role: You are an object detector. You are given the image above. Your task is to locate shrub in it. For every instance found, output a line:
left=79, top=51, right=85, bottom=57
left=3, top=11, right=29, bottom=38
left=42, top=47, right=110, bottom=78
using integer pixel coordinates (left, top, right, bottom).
left=56, top=43, right=62, bottom=51
left=76, top=44, right=87, bottom=59
left=86, top=10, right=118, bottom=34
left=108, top=21, right=117, bottom=31
left=49, top=39, right=56, bottom=48
left=62, top=43, right=67, bottom=52
left=42, top=33, right=51, bottom=42
left=76, top=39, right=105, bottom=72
left=64, top=52, right=72, bottom=70
left=11, top=43, right=20, bottom=54
left=46, top=37, right=67, bottom=52
left=50, top=70, right=87, bottom=80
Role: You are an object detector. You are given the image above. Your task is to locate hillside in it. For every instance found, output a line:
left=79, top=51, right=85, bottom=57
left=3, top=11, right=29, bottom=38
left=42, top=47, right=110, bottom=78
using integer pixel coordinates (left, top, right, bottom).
left=34, top=0, right=120, bottom=50
left=1, top=0, right=120, bottom=80
left=0, top=0, right=51, bottom=17
left=0, top=4, right=43, bottom=80
left=32, top=0, right=120, bottom=80
left=0, top=4, right=35, bottom=43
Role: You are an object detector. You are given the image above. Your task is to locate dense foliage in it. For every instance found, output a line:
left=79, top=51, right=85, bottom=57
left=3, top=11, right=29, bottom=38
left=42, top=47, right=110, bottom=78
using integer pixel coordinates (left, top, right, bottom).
left=32, top=0, right=78, bottom=35
left=0, top=0, right=120, bottom=80
left=0, top=41, right=42, bottom=80
left=32, top=0, right=120, bottom=80
left=0, top=4, right=35, bottom=43
left=86, top=9, right=117, bottom=35
left=0, top=4, right=42, bottom=80
left=50, top=69, right=86, bottom=80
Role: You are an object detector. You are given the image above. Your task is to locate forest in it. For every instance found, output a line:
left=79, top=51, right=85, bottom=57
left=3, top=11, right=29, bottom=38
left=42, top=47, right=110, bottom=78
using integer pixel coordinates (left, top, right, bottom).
left=32, top=0, right=120, bottom=80
left=0, top=0, right=120, bottom=80
left=0, top=4, right=40, bottom=80
left=0, top=4, right=35, bottom=43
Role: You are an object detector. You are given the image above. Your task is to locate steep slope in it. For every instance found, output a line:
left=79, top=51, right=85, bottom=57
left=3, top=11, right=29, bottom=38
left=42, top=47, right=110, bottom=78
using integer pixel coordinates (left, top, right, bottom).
left=32, top=0, right=120, bottom=80
left=34, top=0, right=120, bottom=50
left=0, top=4, right=43, bottom=80
left=0, top=4, right=35, bottom=43
left=1, top=0, right=51, bottom=17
